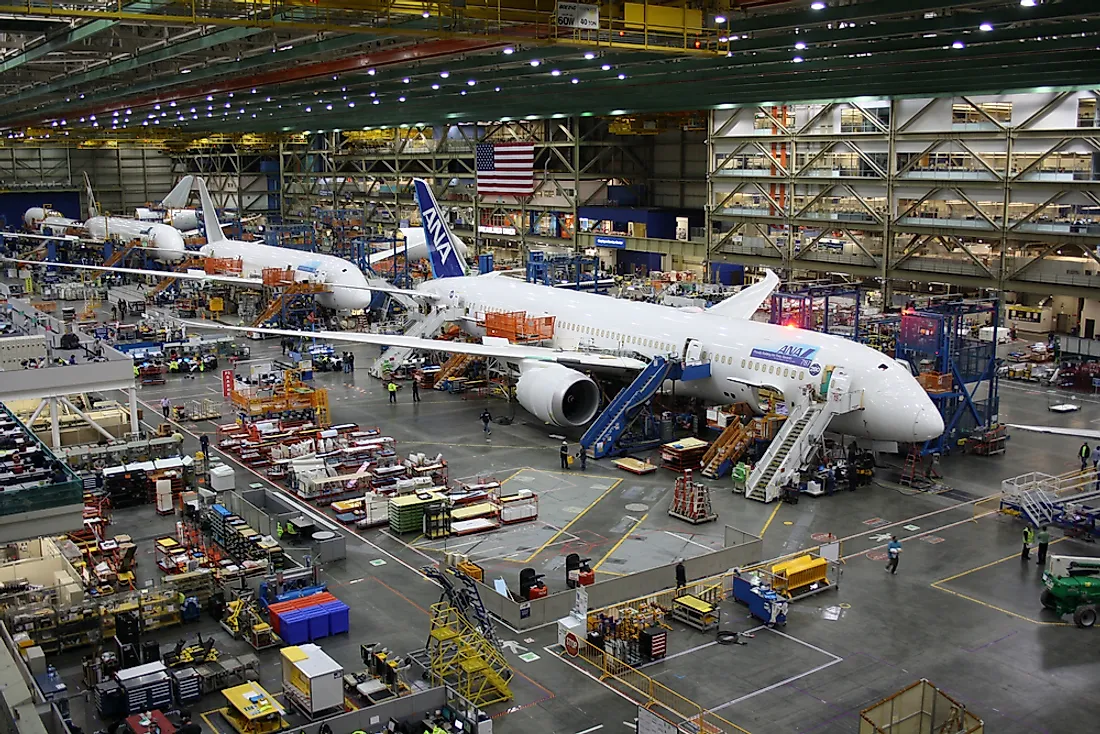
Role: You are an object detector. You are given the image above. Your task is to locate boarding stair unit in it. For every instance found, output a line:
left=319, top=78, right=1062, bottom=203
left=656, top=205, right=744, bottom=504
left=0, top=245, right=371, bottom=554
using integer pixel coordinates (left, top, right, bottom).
left=368, top=306, right=461, bottom=377
left=148, top=257, right=205, bottom=299
left=435, top=353, right=473, bottom=384
left=746, top=368, right=863, bottom=503
left=582, top=354, right=710, bottom=459
left=1001, top=469, right=1100, bottom=527
left=251, top=281, right=328, bottom=327
left=700, top=420, right=754, bottom=478
left=103, top=240, right=140, bottom=268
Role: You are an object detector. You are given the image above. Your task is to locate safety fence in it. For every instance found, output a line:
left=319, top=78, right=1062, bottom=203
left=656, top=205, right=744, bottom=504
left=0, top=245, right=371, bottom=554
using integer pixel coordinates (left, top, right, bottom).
left=573, top=639, right=751, bottom=734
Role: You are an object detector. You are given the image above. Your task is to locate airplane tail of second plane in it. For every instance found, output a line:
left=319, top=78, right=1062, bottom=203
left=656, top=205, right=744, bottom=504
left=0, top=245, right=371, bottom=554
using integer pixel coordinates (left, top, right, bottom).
left=195, top=177, right=227, bottom=244
left=413, top=178, right=468, bottom=279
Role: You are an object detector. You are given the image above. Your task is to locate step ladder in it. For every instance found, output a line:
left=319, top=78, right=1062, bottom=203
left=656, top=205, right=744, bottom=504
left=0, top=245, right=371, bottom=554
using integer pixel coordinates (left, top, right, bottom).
left=667, top=469, right=717, bottom=524
left=700, top=421, right=753, bottom=478
left=421, top=565, right=504, bottom=653
left=746, top=368, right=863, bottom=503
left=435, top=353, right=471, bottom=384
left=582, top=356, right=674, bottom=459
left=368, top=307, right=455, bottom=377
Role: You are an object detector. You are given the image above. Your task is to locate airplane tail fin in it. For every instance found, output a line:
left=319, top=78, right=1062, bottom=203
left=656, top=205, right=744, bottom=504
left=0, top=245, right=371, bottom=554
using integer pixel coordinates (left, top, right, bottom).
left=161, top=175, right=194, bottom=209
left=195, top=177, right=226, bottom=244
left=83, top=172, right=99, bottom=219
left=413, top=178, right=468, bottom=279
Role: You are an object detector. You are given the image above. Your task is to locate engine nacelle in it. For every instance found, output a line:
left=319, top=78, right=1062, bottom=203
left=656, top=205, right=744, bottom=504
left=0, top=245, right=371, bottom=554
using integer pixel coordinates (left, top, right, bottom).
left=515, top=363, right=601, bottom=427
left=168, top=209, right=200, bottom=232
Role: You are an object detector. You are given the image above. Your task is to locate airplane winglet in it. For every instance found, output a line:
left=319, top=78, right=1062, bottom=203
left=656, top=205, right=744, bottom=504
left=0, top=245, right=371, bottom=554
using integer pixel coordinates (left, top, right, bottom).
left=706, top=269, right=780, bottom=320
left=195, top=177, right=226, bottom=244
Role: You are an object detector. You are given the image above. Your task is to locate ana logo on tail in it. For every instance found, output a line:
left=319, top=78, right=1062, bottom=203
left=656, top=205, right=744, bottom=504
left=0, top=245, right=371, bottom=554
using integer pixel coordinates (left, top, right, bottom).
left=414, top=178, right=465, bottom=279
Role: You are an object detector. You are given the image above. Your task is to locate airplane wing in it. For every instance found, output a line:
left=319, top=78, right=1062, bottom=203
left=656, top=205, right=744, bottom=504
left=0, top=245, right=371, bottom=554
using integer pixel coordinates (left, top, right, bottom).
left=706, top=269, right=780, bottom=319
left=3, top=258, right=264, bottom=287
left=6, top=232, right=82, bottom=242
left=1007, top=424, right=1100, bottom=441
left=4, top=259, right=438, bottom=300
left=182, top=320, right=647, bottom=372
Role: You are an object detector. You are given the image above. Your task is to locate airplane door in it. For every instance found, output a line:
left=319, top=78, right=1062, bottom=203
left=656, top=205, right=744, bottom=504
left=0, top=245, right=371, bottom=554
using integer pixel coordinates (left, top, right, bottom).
left=684, top=338, right=703, bottom=363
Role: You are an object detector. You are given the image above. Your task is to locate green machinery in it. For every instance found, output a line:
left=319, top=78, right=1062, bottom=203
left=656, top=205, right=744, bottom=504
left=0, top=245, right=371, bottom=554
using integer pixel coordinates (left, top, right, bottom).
left=1041, top=555, right=1100, bottom=628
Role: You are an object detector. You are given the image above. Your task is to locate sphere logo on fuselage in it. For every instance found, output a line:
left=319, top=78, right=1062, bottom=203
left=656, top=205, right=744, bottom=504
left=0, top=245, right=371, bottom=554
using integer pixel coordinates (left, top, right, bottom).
left=808, top=363, right=822, bottom=376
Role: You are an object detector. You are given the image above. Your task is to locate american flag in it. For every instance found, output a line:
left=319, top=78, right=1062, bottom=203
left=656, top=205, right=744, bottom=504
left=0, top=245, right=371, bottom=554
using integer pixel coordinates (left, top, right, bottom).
left=476, top=142, right=535, bottom=196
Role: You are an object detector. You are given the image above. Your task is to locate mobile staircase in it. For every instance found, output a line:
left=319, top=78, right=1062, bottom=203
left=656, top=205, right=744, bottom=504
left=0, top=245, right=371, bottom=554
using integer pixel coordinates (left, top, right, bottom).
left=368, top=306, right=458, bottom=377
left=746, top=368, right=863, bottom=503
left=1002, top=469, right=1100, bottom=528
left=408, top=566, right=513, bottom=706
left=148, top=257, right=205, bottom=299
left=581, top=355, right=710, bottom=459
left=251, top=282, right=327, bottom=327
left=700, top=420, right=754, bottom=478
left=103, top=240, right=140, bottom=268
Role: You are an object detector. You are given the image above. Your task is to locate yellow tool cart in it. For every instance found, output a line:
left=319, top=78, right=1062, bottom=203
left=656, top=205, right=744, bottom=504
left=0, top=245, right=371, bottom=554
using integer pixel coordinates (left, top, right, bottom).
left=671, top=594, right=720, bottom=632
left=220, top=682, right=286, bottom=734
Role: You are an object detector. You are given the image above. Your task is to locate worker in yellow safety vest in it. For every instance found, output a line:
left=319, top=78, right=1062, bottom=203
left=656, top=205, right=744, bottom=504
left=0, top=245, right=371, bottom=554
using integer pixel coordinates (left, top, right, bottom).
left=276, top=522, right=284, bottom=539
left=387, top=381, right=398, bottom=404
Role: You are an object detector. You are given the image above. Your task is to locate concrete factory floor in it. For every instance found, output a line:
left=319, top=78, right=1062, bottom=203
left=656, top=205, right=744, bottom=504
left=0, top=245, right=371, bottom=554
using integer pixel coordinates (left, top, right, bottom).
left=75, top=332, right=1100, bottom=734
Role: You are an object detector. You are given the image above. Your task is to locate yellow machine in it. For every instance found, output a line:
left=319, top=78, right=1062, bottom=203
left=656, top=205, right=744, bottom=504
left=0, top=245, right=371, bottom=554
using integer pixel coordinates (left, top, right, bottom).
left=771, top=555, right=829, bottom=597
left=220, top=682, right=286, bottom=734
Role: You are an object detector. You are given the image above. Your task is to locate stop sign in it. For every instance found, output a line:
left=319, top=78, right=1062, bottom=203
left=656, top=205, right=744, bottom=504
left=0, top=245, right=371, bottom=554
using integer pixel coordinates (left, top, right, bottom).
left=564, top=631, right=580, bottom=657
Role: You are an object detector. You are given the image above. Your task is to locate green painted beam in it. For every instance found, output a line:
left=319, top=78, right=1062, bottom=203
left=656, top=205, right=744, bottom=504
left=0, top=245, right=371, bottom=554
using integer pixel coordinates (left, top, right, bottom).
left=6, top=25, right=263, bottom=108
left=0, top=1, right=166, bottom=74
left=195, top=49, right=1100, bottom=133
left=11, top=35, right=374, bottom=124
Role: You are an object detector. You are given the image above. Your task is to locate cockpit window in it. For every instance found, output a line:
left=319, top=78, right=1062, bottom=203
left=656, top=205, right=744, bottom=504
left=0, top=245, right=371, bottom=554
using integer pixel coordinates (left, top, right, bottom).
left=878, top=363, right=889, bottom=370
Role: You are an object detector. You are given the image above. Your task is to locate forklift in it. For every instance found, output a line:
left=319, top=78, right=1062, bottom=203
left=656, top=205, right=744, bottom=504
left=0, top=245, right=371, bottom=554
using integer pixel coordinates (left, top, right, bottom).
left=1041, top=554, right=1100, bottom=628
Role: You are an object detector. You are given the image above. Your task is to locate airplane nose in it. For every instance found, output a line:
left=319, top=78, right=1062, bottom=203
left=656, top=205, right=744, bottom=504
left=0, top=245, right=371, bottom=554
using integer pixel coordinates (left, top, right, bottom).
left=913, top=406, right=944, bottom=442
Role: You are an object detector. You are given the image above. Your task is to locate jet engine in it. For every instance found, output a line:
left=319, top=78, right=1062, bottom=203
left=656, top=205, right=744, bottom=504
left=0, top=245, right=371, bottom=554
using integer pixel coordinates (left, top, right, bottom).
left=515, top=363, right=601, bottom=427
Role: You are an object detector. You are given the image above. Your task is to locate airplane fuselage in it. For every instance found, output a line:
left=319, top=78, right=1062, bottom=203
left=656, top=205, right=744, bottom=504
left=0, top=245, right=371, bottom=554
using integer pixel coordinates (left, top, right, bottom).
left=85, top=217, right=186, bottom=261
left=199, top=240, right=373, bottom=311
left=420, top=275, right=944, bottom=443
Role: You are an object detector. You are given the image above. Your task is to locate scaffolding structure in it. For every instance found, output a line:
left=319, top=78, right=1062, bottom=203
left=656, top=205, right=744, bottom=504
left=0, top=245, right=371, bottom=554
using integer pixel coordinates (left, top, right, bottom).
left=423, top=603, right=512, bottom=707
left=891, top=299, right=1001, bottom=455
left=769, top=284, right=862, bottom=338
left=229, top=372, right=331, bottom=427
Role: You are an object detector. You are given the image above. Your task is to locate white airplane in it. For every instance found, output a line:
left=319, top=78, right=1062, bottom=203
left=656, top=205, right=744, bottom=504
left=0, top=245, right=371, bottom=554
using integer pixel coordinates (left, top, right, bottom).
left=6, top=178, right=431, bottom=312
left=178, top=178, right=945, bottom=442
left=20, top=174, right=189, bottom=262
left=194, top=176, right=383, bottom=311
left=135, top=175, right=201, bottom=232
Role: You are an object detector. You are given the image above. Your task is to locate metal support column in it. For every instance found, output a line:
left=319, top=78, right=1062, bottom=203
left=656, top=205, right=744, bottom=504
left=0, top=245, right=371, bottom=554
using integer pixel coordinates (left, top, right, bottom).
left=128, top=387, right=140, bottom=435
left=882, top=99, right=898, bottom=307
left=573, top=116, right=581, bottom=257
left=49, top=397, right=61, bottom=448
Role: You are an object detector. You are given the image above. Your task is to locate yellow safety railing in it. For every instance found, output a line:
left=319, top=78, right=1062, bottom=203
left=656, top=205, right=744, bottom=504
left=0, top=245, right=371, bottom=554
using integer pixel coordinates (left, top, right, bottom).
left=573, top=640, right=751, bottom=733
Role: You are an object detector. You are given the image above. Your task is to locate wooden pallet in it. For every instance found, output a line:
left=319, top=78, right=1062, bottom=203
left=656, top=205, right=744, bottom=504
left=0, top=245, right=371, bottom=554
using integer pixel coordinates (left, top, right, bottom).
left=612, top=457, right=658, bottom=474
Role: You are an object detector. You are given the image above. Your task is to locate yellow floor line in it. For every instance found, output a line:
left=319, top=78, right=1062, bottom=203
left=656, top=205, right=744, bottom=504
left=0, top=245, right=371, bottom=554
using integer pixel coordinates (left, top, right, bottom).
left=759, top=503, right=782, bottom=537
left=929, top=538, right=1069, bottom=626
left=595, top=569, right=626, bottom=576
left=930, top=582, right=1068, bottom=626
left=594, top=513, right=648, bottom=571
left=520, top=477, right=623, bottom=563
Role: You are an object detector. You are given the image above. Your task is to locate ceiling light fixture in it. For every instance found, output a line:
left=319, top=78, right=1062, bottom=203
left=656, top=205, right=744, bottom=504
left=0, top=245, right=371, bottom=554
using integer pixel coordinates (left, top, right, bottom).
left=402, top=77, right=410, bottom=83
left=795, top=41, right=806, bottom=49
left=715, top=15, right=726, bottom=24
left=571, top=78, right=579, bottom=84
left=399, top=96, right=406, bottom=102
left=368, top=68, right=376, bottom=75
left=952, top=40, right=965, bottom=48
left=1020, top=0, right=1036, bottom=6
left=550, top=69, right=561, bottom=76
left=432, top=83, right=440, bottom=90
left=503, top=47, right=514, bottom=55
left=793, top=56, right=804, bottom=62
left=467, top=79, right=476, bottom=86
left=440, top=71, right=450, bottom=78
left=601, top=64, right=611, bottom=70
left=584, top=52, right=595, bottom=60
left=529, top=59, right=541, bottom=66
left=811, top=1, right=826, bottom=9
left=979, top=22, right=993, bottom=31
